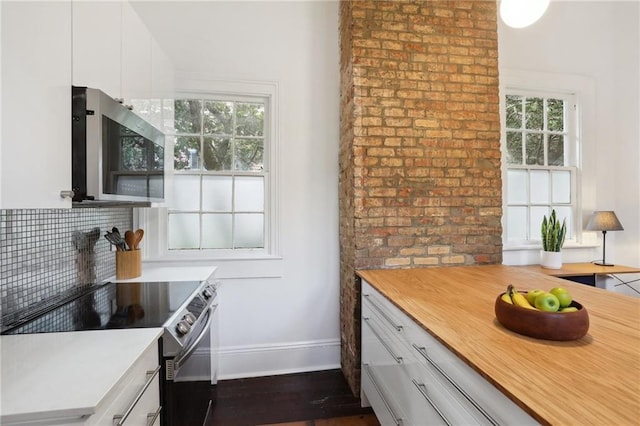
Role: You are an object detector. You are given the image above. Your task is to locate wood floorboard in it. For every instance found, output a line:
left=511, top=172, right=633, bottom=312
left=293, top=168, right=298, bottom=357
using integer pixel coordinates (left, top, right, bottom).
left=173, top=369, right=378, bottom=426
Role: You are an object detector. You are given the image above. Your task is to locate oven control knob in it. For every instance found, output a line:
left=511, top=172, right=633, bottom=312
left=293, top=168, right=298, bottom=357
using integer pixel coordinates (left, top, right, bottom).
left=183, top=312, right=196, bottom=325
left=202, top=286, right=215, bottom=299
left=176, top=320, right=191, bottom=336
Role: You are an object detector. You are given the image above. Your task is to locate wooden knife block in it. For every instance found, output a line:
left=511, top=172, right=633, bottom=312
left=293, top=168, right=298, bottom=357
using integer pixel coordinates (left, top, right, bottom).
left=116, top=250, right=141, bottom=279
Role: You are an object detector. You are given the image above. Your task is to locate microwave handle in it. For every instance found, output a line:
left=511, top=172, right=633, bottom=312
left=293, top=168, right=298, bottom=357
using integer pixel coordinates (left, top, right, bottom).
left=60, top=190, right=75, bottom=199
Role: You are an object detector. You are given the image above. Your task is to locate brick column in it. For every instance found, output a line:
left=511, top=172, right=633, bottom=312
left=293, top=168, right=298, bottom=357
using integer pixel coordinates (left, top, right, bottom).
left=339, top=0, right=501, bottom=395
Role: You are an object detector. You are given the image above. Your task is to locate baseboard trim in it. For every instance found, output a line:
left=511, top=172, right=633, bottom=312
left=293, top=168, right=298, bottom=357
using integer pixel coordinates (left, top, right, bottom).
left=218, top=338, right=341, bottom=380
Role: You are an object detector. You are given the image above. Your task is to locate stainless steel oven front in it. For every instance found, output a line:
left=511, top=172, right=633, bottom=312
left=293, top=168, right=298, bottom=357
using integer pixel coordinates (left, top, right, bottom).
left=160, top=280, right=218, bottom=426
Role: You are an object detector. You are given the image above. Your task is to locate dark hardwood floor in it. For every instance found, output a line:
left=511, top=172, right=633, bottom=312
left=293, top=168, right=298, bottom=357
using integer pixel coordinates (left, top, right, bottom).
left=173, top=369, right=377, bottom=426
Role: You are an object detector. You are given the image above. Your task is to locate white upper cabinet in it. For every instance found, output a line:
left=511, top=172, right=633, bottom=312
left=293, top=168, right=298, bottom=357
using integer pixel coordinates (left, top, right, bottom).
left=71, top=0, right=123, bottom=100
left=0, top=1, right=173, bottom=208
left=0, top=1, right=73, bottom=208
left=73, top=1, right=173, bottom=115
left=121, top=1, right=153, bottom=103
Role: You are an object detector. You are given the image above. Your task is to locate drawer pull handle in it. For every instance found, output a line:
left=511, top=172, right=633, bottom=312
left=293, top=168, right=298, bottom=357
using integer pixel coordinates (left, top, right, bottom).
left=412, top=344, right=499, bottom=426
left=411, top=379, right=452, bottom=426
left=146, top=406, right=162, bottom=425
left=364, top=364, right=404, bottom=426
left=363, top=317, right=403, bottom=364
left=363, top=294, right=403, bottom=331
left=113, top=366, right=161, bottom=426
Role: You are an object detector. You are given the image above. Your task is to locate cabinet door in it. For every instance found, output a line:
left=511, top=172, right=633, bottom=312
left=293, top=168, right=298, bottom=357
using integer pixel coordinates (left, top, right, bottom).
left=1, top=0, right=72, bottom=208
left=89, top=341, right=161, bottom=426
left=151, top=37, right=175, bottom=99
left=121, top=1, right=152, bottom=104
left=72, top=0, right=122, bottom=100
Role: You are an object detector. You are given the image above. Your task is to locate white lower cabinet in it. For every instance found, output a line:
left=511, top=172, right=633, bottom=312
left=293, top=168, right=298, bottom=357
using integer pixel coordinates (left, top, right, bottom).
left=87, top=341, right=161, bottom=426
left=361, top=280, right=538, bottom=426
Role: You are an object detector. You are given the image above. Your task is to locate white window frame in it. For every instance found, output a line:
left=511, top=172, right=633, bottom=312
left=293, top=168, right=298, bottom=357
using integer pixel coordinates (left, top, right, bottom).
left=503, top=89, right=578, bottom=245
left=500, top=69, right=598, bottom=257
left=138, top=76, right=281, bottom=266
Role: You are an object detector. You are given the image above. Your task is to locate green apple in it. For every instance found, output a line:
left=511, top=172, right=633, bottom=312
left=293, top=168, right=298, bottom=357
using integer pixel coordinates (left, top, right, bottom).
left=550, top=287, right=572, bottom=308
left=526, top=289, right=546, bottom=306
left=560, top=307, right=579, bottom=313
left=534, top=292, right=560, bottom=312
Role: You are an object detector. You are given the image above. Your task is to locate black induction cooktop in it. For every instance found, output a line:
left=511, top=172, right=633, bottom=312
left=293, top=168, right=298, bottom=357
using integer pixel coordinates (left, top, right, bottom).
left=2, top=281, right=201, bottom=335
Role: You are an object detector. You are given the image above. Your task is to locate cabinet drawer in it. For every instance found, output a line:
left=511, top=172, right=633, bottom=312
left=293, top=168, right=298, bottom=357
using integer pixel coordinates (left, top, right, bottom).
left=404, top=320, right=537, bottom=425
left=89, top=342, right=161, bottom=426
left=363, top=363, right=454, bottom=426
left=362, top=311, right=408, bottom=367
left=402, top=357, right=496, bottom=425
left=362, top=281, right=410, bottom=335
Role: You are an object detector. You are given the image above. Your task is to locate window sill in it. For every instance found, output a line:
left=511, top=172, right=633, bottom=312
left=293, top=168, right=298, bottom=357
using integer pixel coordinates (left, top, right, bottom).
left=502, top=242, right=600, bottom=266
left=504, top=242, right=599, bottom=251
left=143, top=255, right=284, bottom=279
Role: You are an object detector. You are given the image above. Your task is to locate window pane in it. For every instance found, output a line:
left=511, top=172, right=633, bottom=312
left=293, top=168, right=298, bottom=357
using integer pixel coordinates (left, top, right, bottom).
left=530, top=206, right=549, bottom=242
left=525, top=97, right=543, bottom=130
left=202, top=214, right=232, bottom=248
left=173, top=175, right=200, bottom=210
left=505, top=95, right=522, bottom=129
left=547, top=98, right=564, bottom=131
left=553, top=206, right=572, bottom=239
left=236, top=103, right=264, bottom=137
left=174, top=99, right=202, bottom=133
left=507, top=206, right=527, bottom=241
left=174, top=136, right=200, bottom=170
left=234, top=213, right=264, bottom=248
left=552, top=170, right=571, bottom=204
left=169, top=213, right=200, bottom=249
left=530, top=170, right=549, bottom=204
left=203, top=137, right=232, bottom=171
left=235, top=138, right=264, bottom=171
left=203, top=101, right=233, bottom=134
left=505, top=132, right=522, bottom=165
left=507, top=170, right=528, bottom=204
left=202, top=176, right=232, bottom=211
left=548, top=134, right=564, bottom=166
left=525, top=133, right=544, bottom=165
left=235, top=176, right=264, bottom=212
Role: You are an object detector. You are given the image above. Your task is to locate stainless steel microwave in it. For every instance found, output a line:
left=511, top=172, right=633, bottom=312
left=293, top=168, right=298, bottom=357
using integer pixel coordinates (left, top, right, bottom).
left=72, top=86, right=165, bottom=205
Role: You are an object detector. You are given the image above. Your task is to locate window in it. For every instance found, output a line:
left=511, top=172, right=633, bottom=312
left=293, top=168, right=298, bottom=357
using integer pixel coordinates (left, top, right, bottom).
left=165, top=96, right=269, bottom=251
left=503, top=90, right=578, bottom=246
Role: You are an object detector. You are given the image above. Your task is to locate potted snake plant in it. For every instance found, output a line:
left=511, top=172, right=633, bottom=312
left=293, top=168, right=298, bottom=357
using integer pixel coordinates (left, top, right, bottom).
left=540, top=209, right=567, bottom=269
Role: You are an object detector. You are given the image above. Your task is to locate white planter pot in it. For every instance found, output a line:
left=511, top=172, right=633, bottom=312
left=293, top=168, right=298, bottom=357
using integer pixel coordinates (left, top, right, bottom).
left=540, top=250, right=562, bottom=269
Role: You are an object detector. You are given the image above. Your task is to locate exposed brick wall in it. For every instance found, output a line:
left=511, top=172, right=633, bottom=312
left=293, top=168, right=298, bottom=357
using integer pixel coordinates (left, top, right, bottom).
left=339, top=0, right=501, bottom=395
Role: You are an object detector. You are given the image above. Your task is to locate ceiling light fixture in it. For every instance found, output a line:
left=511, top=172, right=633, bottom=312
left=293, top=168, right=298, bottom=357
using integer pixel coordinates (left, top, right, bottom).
left=500, top=0, right=551, bottom=29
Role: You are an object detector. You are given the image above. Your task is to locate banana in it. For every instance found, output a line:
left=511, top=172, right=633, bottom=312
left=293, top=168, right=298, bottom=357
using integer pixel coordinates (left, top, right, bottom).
left=507, top=284, right=537, bottom=310
left=500, top=293, right=513, bottom=304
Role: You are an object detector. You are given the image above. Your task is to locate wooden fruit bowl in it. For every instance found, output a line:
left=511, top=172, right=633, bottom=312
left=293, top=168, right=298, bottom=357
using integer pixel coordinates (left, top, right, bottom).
left=494, top=293, right=589, bottom=341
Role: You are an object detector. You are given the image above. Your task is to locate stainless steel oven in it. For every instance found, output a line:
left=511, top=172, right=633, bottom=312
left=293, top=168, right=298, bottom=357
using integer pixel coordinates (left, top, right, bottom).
left=159, top=280, right=218, bottom=426
left=1, top=277, right=219, bottom=426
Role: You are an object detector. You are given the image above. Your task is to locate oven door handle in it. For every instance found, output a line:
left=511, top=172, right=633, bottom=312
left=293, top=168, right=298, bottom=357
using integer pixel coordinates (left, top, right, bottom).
left=174, top=303, right=217, bottom=371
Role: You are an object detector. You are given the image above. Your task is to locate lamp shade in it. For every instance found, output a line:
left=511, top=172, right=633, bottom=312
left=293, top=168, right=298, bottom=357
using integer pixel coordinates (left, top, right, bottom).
left=586, top=211, right=624, bottom=232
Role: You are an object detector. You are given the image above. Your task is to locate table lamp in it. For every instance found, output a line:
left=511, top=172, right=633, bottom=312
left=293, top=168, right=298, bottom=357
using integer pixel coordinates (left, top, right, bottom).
left=586, top=211, right=624, bottom=266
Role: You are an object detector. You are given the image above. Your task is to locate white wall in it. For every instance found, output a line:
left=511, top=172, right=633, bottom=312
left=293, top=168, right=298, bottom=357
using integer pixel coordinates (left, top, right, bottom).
left=132, top=0, right=341, bottom=379
left=132, top=0, right=639, bottom=378
left=498, top=0, right=640, bottom=267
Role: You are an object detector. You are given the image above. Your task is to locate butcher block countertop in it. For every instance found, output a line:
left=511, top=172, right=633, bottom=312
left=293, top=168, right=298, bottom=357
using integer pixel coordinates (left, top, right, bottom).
left=357, top=265, right=640, bottom=425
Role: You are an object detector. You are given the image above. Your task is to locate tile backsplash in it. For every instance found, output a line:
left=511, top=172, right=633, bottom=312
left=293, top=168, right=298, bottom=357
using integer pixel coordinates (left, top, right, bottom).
left=0, top=208, right=132, bottom=328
